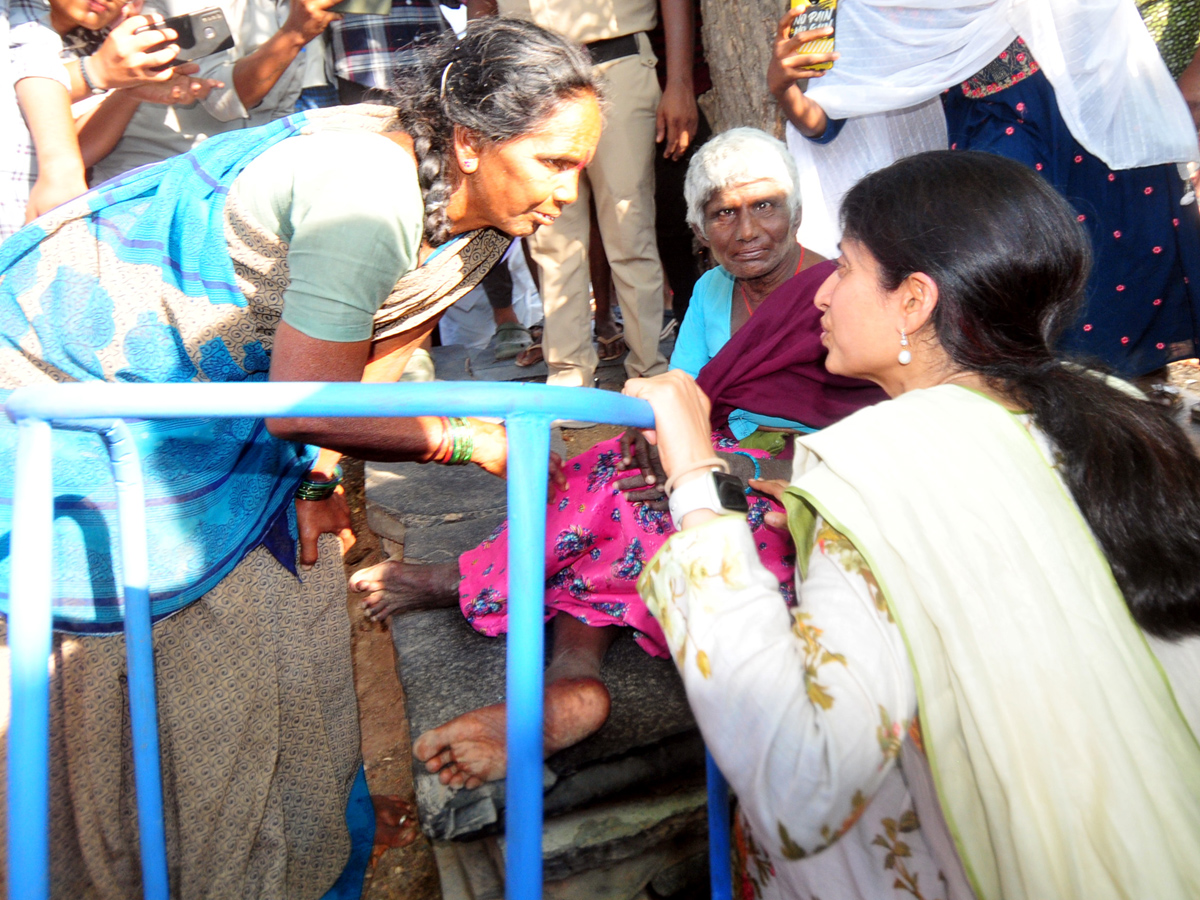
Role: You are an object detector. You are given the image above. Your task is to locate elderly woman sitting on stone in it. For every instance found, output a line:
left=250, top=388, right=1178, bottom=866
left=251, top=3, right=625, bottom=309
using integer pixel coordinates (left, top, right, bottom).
left=350, top=128, right=885, bottom=790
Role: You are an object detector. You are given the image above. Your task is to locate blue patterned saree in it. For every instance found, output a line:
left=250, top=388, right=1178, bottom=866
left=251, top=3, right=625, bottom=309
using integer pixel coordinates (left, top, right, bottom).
left=0, top=104, right=510, bottom=634
left=0, top=112, right=322, bottom=633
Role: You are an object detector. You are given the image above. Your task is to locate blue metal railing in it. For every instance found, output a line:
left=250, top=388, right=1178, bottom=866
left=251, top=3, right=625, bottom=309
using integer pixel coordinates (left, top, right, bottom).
left=5, top=381, right=731, bottom=900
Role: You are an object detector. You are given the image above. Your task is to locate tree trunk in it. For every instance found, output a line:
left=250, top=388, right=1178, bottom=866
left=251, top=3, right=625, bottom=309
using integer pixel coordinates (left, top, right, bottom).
left=699, top=0, right=785, bottom=136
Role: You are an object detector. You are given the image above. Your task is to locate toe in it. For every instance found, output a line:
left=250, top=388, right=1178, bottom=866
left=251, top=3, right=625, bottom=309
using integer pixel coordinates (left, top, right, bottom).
left=349, top=560, right=392, bottom=592
left=363, top=596, right=393, bottom=622
left=413, top=731, right=442, bottom=764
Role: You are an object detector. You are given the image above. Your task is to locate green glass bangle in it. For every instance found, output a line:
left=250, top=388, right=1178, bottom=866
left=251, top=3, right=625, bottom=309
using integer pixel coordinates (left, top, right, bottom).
left=295, top=464, right=343, bottom=500
left=447, top=418, right=474, bottom=466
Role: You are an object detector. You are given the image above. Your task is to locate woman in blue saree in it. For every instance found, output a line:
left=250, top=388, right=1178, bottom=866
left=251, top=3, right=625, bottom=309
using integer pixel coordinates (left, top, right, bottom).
left=0, top=19, right=602, bottom=899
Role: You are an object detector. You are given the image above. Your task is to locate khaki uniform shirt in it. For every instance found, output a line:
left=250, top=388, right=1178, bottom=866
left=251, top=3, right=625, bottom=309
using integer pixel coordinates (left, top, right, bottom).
left=497, top=0, right=656, bottom=45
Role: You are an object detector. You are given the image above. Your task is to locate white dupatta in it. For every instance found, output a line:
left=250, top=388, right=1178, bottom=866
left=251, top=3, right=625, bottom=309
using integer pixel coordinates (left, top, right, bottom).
left=791, top=0, right=1199, bottom=257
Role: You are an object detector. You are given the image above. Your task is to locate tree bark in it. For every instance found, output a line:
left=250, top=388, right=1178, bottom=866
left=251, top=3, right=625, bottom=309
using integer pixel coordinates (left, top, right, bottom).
left=699, top=0, right=785, bottom=136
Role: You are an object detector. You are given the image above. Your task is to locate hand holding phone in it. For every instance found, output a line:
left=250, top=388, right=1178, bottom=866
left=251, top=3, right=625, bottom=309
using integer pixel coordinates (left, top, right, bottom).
left=84, top=13, right=188, bottom=88
left=135, top=8, right=234, bottom=65
left=768, top=6, right=839, bottom=102
left=788, top=0, right=837, bottom=71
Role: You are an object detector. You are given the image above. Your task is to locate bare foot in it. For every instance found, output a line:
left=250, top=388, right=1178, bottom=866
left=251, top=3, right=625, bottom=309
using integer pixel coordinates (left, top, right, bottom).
left=349, top=559, right=459, bottom=622
left=412, top=676, right=612, bottom=790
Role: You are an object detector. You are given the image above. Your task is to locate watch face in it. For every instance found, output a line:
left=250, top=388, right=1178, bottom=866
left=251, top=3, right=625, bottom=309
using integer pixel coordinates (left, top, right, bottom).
left=714, top=473, right=751, bottom=514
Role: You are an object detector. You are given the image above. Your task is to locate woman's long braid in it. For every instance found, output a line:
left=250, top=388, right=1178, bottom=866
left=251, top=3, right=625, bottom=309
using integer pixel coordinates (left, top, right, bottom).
left=406, top=113, right=455, bottom=245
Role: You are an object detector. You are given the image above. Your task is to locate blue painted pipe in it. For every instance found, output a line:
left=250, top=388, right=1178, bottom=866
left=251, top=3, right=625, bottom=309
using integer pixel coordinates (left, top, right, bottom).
left=99, top=420, right=170, bottom=900
left=5, top=382, right=657, bottom=429
left=502, top=414, right=552, bottom=899
left=8, top=418, right=53, bottom=900
left=3, top=381, right=744, bottom=900
left=707, top=750, right=733, bottom=900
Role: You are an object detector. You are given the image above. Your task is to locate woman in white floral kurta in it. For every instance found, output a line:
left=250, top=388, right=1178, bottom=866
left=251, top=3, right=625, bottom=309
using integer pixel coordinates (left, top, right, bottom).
left=629, top=151, right=1200, bottom=900
left=645, top=511, right=960, bottom=900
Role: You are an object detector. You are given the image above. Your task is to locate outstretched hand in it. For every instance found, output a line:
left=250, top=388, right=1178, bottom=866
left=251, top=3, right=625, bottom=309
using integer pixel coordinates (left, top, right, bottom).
left=622, top=370, right=714, bottom=482
left=468, top=419, right=508, bottom=478
left=466, top=421, right=568, bottom=496
left=613, top=427, right=669, bottom=509
left=123, top=63, right=224, bottom=104
left=296, top=488, right=357, bottom=567
left=749, top=477, right=790, bottom=530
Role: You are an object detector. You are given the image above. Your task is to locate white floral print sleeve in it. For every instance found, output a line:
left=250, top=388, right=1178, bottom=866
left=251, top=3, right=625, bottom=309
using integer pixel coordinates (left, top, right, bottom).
left=639, top=513, right=960, bottom=900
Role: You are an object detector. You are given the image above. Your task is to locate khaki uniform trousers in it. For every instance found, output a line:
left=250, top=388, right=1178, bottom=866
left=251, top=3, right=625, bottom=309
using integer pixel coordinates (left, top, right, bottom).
left=527, top=35, right=670, bottom=387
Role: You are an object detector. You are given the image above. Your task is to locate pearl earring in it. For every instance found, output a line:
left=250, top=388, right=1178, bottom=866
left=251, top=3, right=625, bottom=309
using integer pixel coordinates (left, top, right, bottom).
left=898, top=331, right=912, bottom=365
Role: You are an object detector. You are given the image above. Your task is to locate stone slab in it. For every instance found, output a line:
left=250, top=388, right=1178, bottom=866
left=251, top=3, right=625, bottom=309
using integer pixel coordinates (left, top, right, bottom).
left=402, top=517, right=506, bottom=565
left=465, top=346, right=548, bottom=383
left=434, top=839, right=505, bottom=900
left=433, top=790, right=708, bottom=899
left=510, top=785, right=708, bottom=880
left=365, top=503, right=406, bottom=548
left=366, top=461, right=507, bottom=525
left=392, top=606, right=702, bottom=841
left=428, top=344, right=475, bottom=382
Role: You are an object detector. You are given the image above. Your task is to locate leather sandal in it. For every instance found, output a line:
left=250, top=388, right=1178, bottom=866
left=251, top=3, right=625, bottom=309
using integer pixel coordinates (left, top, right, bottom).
left=514, top=342, right=544, bottom=367
left=493, top=322, right=533, bottom=360
left=596, top=330, right=626, bottom=361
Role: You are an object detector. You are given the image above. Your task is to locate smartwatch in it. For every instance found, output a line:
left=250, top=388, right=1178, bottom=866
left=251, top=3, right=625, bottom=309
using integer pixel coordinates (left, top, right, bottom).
left=668, top=470, right=750, bottom=530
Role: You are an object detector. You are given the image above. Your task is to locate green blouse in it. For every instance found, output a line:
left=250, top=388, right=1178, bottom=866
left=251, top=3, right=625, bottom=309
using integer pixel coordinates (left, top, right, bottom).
left=228, top=129, right=424, bottom=342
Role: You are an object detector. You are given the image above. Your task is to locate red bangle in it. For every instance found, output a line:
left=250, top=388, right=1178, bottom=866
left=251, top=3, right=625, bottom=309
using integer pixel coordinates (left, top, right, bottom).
left=433, top=416, right=454, bottom=464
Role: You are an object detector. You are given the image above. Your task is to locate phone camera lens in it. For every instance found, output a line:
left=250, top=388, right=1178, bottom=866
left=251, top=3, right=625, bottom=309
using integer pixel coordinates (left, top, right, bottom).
left=203, top=26, right=216, bottom=38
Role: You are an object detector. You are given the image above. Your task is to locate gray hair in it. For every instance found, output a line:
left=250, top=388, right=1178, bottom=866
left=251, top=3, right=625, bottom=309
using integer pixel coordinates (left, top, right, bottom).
left=684, top=127, right=801, bottom=236
left=389, top=19, right=602, bottom=244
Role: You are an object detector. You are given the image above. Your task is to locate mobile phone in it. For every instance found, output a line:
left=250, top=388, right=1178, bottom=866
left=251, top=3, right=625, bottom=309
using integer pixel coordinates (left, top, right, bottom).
left=788, top=0, right=837, bottom=72
left=329, top=0, right=391, bottom=15
left=137, top=7, right=234, bottom=64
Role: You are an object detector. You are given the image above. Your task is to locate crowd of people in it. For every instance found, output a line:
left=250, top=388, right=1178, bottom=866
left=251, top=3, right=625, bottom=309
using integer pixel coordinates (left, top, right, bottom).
left=3, top=0, right=1200, bottom=898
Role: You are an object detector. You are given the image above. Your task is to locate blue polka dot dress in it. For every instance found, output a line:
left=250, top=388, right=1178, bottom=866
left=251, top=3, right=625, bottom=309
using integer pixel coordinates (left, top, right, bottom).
left=944, top=53, right=1200, bottom=376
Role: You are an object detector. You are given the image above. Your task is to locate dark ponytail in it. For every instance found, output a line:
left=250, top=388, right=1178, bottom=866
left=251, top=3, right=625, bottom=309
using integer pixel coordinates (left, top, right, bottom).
left=388, top=18, right=600, bottom=244
left=841, top=150, right=1200, bottom=639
